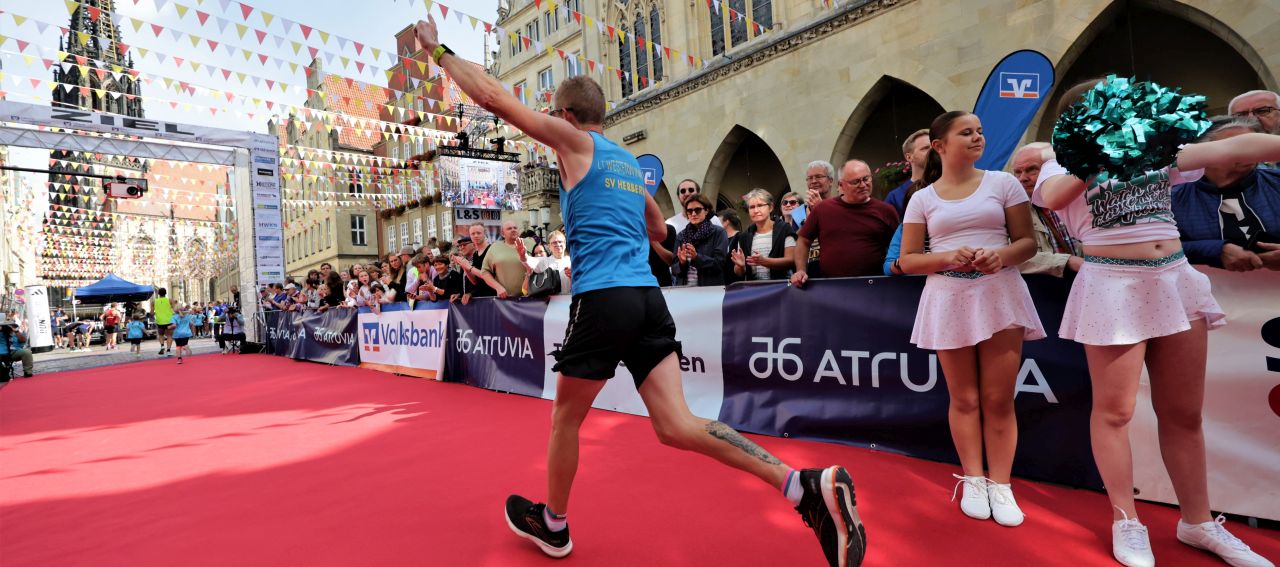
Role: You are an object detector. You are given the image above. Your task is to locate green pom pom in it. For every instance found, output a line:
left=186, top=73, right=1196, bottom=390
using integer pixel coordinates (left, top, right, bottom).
left=1051, top=76, right=1211, bottom=184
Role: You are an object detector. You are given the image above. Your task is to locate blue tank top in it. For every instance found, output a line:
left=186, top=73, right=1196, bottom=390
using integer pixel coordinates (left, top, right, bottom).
left=559, top=132, right=658, bottom=295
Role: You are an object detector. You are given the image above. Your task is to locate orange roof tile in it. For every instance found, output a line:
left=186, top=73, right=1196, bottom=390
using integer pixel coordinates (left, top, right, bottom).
left=323, top=74, right=387, bottom=152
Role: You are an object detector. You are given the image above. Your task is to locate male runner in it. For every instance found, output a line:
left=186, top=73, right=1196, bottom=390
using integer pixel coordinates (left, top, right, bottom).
left=153, top=287, right=174, bottom=356
left=415, top=18, right=866, bottom=567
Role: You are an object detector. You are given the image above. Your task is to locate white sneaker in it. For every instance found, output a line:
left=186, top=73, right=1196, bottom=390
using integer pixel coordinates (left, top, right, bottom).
left=951, top=474, right=991, bottom=520
left=988, top=483, right=1025, bottom=527
left=1178, top=515, right=1275, bottom=567
left=1113, top=510, right=1156, bottom=567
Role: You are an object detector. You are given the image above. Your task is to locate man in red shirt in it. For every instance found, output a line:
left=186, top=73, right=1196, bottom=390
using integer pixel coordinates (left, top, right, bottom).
left=791, top=160, right=900, bottom=285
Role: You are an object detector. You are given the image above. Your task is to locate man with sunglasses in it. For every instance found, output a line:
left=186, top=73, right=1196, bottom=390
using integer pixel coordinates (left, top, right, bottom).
left=415, top=17, right=866, bottom=567
left=666, top=179, right=722, bottom=233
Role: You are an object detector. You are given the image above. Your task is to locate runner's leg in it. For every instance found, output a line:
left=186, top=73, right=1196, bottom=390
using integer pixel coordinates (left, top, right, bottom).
left=546, top=375, right=606, bottom=514
left=638, top=353, right=788, bottom=487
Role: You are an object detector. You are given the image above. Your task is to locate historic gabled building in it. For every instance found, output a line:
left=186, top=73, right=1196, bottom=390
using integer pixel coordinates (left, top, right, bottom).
left=272, top=58, right=388, bottom=279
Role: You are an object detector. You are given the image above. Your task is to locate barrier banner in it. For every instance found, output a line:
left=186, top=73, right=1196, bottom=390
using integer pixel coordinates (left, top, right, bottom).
left=446, top=298, right=547, bottom=397
left=540, top=287, right=725, bottom=419
left=1131, top=268, right=1280, bottom=521
left=357, top=303, right=449, bottom=379
left=720, top=276, right=1101, bottom=489
left=262, top=309, right=359, bottom=366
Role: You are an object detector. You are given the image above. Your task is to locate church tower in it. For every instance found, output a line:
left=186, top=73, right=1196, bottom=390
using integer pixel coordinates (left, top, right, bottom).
left=44, top=0, right=147, bottom=288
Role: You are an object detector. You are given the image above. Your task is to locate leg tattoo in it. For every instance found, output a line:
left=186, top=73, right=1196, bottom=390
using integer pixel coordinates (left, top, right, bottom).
left=705, top=421, right=782, bottom=465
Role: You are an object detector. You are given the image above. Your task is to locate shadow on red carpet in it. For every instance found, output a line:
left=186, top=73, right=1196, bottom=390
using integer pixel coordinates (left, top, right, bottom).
left=0, top=355, right=1275, bottom=566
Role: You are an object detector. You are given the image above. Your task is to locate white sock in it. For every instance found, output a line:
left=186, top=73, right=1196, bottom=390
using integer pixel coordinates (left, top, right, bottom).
left=783, top=469, right=804, bottom=506
left=543, top=506, right=567, bottom=532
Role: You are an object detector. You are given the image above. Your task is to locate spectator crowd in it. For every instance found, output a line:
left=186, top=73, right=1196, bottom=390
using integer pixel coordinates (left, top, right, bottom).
left=256, top=87, right=1280, bottom=316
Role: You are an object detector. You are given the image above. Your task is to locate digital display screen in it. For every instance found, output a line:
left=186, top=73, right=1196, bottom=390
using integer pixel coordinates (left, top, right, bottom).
left=436, top=156, right=522, bottom=210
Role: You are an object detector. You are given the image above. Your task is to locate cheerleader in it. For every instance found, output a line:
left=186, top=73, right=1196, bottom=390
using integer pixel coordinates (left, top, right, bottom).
left=1036, top=78, right=1279, bottom=567
left=898, top=111, right=1044, bottom=527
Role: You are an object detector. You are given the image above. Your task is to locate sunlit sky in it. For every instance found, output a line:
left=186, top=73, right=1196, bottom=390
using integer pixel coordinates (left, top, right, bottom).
left=2, top=0, right=500, bottom=173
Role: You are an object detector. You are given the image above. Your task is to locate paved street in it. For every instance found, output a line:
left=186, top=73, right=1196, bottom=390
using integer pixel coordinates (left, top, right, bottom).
left=19, top=337, right=226, bottom=376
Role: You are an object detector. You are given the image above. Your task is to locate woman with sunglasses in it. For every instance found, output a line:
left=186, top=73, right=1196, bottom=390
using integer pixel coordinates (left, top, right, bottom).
left=667, top=179, right=722, bottom=233
left=674, top=194, right=728, bottom=286
left=778, top=191, right=804, bottom=231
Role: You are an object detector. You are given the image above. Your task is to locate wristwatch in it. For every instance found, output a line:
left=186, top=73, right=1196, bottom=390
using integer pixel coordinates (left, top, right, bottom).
left=432, top=44, right=455, bottom=64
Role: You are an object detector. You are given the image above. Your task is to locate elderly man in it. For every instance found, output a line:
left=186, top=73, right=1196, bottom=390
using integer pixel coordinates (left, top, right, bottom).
left=791, top=160, right=900, bottom=286
left=666, top=179, right=722, bottom=233
left=453, top=223, right=517, bottom=299
left=1010, top=143, right=1084, bottom=276
left=1230, top=90, right=1280, bottom=170
left=793, top=160, right=839, bottom=274
left=1229, top=90, right=1279, bottom=134
left=883, top=129, right=931, bottom=216
left=1172, top=115, right=1280, bottom=271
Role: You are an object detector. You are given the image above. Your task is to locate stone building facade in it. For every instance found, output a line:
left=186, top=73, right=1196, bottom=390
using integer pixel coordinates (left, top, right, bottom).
left=492, top=0, right=1277, bottom=216
left=606, top=0, right=1277, bottom=213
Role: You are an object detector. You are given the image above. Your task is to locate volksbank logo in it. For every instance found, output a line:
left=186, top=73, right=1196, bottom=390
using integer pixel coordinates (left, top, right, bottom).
left=253, top=155, right=277, bottom=165
left=999, top=72, right=1040, bottom=99
left=362, top=320, right=446, bottom=352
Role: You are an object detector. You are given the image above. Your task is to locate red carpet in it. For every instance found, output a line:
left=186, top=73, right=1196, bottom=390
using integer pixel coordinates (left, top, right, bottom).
left=1, top=355, right=1276, bottom=567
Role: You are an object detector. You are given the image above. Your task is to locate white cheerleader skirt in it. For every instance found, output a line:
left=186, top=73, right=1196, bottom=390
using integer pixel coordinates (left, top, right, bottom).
left=910, top=267, right=1047, bottom=351
left=1060, top=251, right=1226, bottom=346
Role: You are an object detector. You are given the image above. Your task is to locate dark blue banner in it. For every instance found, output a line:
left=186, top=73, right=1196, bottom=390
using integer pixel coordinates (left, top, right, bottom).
left=263, top=308, right=360, bottom=366
left=446, top=297, right=548, bottom=397
left=973, top=50, right=1055, bottom=171
left=720, top=276, right=1100, bottom=489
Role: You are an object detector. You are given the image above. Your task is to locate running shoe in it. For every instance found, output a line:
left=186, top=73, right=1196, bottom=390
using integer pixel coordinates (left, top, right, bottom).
left=795, top=466, right=866, bottom=567
left=504, top=495, right=572, bottom=558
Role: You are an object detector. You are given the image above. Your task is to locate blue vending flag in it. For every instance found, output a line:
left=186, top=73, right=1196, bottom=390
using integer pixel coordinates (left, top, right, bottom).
left=972, top=50, right=1055, bottom=171
left=636, top=154, right=665, bottom=197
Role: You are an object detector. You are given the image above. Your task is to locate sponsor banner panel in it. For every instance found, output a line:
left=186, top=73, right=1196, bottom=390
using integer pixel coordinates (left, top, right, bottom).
left=447, top=298, right=546, bottom=397
left=720, top=276, right=1100, bottom=489
left=357, top=306, right=449, bottom=379
left=541, top=287, right=724, bottom=420
left=262, top=310, right=359, bottom=366
left=1131, top=268, right=1280, bottom=521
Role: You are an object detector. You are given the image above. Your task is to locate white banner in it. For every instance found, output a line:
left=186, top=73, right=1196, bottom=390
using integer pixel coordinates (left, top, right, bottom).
left=540, top=287, right=725, bottom=420
left=1130, top=268, right=1280, bottom=521
left=23, top=285, right=54, bottom=352
left=249, top=132, right=284, bottom=285
left=357, top=308, right=449, bottom=379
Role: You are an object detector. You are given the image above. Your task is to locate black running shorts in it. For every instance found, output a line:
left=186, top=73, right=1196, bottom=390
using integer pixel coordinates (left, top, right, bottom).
left=128, top=338, right=142, bottom=345
left=551, top=286, right=680, bottom=388
left=174, top=337, right=190, bottom=347
left=103, top=325, right=117, bottom=333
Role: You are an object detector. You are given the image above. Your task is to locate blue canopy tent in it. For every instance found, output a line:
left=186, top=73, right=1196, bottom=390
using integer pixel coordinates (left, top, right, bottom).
left=74, top=274, right=154, bottom=305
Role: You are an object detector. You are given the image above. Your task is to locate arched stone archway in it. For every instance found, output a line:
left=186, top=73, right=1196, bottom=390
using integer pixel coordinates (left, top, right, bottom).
left=831, top=76, right=945, bottom=199
left=654, top=180, right=675, bottom=218
left=701, top=125, right=789, bottom=214
left=1034, top=0, right=1270, bottom=140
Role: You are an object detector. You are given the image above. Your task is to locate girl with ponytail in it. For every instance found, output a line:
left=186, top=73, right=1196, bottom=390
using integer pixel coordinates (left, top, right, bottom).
left=897, top=110, right=1044, bottom=528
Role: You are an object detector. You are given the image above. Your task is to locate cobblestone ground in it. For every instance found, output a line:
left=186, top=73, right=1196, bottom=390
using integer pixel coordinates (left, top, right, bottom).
left=13, top=337, right=226, bottom=377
